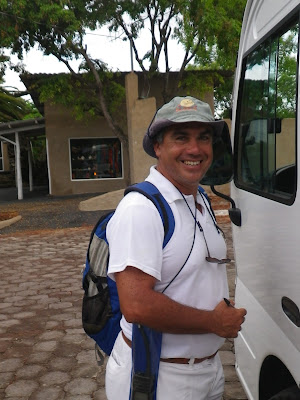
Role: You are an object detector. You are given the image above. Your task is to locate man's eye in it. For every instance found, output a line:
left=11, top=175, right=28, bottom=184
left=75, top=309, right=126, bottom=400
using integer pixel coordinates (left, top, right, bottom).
left=175, top=135, right=186, bottom=141
left=199, top=134, right=212, bottom=142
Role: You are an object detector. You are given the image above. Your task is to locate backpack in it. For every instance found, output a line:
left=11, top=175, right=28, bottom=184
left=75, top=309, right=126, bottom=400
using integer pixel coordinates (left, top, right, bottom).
left=81, top=181, right=175, bottom=364
left=81, top=182, right=214, bottom=365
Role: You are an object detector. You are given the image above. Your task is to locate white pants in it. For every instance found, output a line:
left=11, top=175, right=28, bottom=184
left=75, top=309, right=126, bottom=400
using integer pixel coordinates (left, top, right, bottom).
left=105, top=332, right=224, bottom=400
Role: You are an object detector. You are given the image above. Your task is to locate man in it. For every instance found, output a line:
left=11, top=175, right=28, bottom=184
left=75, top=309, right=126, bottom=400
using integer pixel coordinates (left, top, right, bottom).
left=105, top=96, right=247, bottom=400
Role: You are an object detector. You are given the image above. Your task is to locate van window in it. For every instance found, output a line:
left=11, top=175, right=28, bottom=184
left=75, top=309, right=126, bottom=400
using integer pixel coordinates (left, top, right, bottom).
left=235, top=20, right=298, bottom=202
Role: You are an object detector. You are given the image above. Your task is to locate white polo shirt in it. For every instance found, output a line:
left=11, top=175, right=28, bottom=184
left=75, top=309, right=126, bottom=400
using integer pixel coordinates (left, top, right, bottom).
left=107, top=166, right=229, bottom=358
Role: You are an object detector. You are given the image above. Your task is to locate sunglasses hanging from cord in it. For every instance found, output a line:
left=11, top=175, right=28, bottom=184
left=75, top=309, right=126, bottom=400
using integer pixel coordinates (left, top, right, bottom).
left=177, top=188, right=231, bottom=265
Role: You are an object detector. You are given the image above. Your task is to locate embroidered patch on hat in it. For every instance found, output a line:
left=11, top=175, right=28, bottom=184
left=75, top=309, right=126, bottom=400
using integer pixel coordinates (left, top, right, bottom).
left=176, top=98, right=197, bottom=112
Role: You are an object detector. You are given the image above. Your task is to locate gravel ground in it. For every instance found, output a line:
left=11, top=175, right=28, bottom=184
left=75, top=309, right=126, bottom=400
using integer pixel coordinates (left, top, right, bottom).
left=0, top=187, right=107, bottom=234
left=0, top=186, right=231, bottom=235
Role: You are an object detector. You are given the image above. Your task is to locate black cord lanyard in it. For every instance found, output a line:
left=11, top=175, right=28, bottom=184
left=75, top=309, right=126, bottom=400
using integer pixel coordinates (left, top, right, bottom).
left=162, top=187, right=229, bottom=293
left=198, top=190, right=226, bottom=237
left=198, top=191, right=218, bottom=231
left=177, top=188, right=231, bottom=264
left=176, top=187, right=217, bottom=232
left=162, top=206, right=197, bottom=293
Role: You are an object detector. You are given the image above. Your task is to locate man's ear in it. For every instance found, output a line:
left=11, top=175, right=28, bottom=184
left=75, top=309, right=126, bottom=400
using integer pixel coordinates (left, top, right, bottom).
left=153, top=141, right=161, bottom=158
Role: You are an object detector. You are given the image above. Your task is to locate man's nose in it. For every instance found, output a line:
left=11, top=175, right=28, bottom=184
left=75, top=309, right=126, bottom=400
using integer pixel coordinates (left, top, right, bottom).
left=186, top=138, right=202, bottom=154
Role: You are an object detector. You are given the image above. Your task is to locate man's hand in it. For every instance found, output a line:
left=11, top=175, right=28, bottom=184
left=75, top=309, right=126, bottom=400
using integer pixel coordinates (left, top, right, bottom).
left=211, top=300, right=247, bottom=338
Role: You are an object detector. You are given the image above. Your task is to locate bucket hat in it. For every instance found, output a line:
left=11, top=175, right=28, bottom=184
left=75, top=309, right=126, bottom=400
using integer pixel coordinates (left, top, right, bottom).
left=143, top=96, right=225, bottom=158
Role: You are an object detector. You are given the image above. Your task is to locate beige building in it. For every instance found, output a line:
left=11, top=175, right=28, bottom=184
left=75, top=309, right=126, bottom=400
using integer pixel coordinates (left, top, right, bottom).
left=0, top=71, right=227, bottom=197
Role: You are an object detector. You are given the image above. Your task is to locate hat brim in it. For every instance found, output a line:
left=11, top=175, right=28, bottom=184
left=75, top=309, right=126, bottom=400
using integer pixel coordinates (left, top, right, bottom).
left=143, top=119, right=226, bottom=158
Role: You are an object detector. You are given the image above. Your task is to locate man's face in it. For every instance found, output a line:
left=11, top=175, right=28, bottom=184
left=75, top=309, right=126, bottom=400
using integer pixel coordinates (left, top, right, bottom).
left=153, top=122, right=214, bottom=196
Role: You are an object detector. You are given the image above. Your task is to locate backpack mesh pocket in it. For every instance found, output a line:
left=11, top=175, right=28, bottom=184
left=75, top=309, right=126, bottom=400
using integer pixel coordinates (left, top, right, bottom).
left=82, top=287, right=112, bottom=335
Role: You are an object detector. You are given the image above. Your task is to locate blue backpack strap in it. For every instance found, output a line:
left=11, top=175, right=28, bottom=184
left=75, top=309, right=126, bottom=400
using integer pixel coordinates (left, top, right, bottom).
left=130, top=325, right=162, bottom=400
left=198, top=185, right=209, bottom=202
left=124, top=181, right=175, bottom=248
left=124, top=182, right=175, bottom=400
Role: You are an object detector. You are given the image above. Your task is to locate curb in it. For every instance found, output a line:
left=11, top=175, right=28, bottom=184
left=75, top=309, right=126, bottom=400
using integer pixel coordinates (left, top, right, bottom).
left=79, top=189, right=124, bottom=211
left=0, top=215, right=22, bottom=230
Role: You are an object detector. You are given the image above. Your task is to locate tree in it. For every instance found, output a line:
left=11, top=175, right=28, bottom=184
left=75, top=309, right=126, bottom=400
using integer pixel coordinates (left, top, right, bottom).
left=0, top=0, right=246, bottom=139
left=0, top=1, right=128, bottom=144
left=0, top=80, right=37, bottom=122
left=97, top=0, right=246, bottom=101
left=0, top=53, right=33, bottom=121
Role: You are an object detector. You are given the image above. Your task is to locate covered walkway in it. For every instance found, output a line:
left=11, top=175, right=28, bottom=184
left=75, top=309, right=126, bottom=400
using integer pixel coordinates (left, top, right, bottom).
left=0, top=118, right=45, bottom=200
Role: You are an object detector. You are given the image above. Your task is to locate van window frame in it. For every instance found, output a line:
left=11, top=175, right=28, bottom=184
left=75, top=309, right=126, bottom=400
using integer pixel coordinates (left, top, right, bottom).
left=234, top=14, right=299, bottom=205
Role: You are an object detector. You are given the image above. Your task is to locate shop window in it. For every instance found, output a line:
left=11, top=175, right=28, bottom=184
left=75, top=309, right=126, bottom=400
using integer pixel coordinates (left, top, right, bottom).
left=70, top=138, right=122, bottom=180
left=235, top=19, right=298, bottom=203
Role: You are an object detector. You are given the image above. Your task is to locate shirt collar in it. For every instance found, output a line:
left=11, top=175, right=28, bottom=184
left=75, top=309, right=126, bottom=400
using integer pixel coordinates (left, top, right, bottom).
left=146, top=165, right=204, bottom=205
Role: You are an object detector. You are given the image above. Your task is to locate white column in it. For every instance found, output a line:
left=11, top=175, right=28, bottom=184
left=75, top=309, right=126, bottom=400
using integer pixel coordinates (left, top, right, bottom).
left=28, top=141, right=33, bottom=192
left=15, top=132, right=23, bottom=200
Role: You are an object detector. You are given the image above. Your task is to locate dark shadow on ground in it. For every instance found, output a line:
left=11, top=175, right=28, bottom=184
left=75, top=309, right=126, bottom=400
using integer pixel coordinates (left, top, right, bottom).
left=0, top=187, right=110, bottom=234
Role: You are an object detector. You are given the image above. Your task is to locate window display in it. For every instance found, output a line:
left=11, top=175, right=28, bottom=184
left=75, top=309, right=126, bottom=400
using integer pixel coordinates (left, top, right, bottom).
left=70, top=138, right=122, bottom=180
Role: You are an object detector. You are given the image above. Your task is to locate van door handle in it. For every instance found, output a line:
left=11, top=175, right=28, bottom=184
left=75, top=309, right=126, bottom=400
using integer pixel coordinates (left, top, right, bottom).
left=281, top=297, right=300, bottom=327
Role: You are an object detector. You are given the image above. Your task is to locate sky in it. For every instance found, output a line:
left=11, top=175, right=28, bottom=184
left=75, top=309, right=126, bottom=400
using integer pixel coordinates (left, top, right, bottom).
left=3, top=26, right=185, bottom=94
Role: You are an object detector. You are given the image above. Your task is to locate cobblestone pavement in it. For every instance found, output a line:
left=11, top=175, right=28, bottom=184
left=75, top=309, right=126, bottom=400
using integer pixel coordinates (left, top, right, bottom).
left=0, top=220, right=247, bottom=399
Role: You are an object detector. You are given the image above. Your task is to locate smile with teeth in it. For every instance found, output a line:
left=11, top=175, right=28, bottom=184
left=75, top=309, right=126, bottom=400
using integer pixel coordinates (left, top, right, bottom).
left=183, top=160, right=201, bottom=166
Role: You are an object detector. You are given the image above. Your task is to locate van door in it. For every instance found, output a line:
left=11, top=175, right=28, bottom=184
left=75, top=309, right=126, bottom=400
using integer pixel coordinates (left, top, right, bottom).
left=232, top=14, right=300, bottom=399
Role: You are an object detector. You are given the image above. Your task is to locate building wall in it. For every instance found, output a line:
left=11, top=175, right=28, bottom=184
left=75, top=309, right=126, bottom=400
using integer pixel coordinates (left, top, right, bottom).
left=45, top=104, right=129, bottom=196
left=45, top=72, right=227, bottom=196
left=126, top=73, right=157, bottom=184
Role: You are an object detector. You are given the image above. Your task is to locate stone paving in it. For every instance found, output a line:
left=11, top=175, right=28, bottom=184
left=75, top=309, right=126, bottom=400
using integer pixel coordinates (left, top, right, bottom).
left=0, top=222, right=247, bottom=400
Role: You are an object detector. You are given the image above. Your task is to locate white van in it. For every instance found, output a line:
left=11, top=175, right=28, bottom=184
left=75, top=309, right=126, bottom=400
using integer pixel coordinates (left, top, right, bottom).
left=229, top=0, right=300, bottom=399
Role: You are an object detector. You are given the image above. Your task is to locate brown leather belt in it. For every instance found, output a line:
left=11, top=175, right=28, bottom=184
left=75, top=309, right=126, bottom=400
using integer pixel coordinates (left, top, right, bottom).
left=160, top=351, right=218, bottom=364
left=122, top=331, right=218, bottom=365
left=122, top=331, right=132, bottom=348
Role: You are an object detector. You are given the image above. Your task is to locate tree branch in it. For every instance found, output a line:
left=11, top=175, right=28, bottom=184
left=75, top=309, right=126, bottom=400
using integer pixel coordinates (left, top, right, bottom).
left=116, top=15, right=147, bottom=73
left=75, top=44, right=128, bottom=145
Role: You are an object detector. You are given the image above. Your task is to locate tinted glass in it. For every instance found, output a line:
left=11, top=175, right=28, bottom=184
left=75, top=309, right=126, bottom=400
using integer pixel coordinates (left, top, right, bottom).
left=236, top=21, right=298, bottom=201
